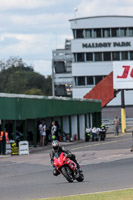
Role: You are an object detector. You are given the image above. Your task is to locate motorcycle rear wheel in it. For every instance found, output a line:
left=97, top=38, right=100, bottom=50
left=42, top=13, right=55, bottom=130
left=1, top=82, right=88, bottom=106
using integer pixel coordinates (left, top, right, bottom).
left=61, top=166, right=73, bottom=183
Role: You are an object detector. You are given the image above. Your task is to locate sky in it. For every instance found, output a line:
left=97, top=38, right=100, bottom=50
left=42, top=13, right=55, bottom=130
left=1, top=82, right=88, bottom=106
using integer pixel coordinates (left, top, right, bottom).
left=0, top=0, right=133, bottom=76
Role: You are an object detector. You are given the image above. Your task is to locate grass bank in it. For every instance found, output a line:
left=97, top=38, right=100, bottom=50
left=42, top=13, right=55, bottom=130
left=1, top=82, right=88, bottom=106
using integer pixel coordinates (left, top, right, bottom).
left=35, top=189, right=133, bottom=200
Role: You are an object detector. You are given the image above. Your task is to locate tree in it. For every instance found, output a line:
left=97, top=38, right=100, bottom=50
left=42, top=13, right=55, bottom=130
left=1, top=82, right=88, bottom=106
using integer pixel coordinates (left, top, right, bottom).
left=0, top=57, right=52, bottom=96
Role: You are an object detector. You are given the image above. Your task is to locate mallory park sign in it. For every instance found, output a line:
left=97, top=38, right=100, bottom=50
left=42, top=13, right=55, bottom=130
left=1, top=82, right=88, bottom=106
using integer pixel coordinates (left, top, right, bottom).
left=82, top=41, right=131, bottom=48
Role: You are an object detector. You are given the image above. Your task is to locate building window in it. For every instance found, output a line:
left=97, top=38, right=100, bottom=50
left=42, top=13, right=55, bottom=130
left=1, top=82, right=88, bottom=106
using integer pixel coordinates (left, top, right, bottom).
left=130, top=51, right=133, bottom=60
left=103, top=52, right=111, bottom=61
left=93, top=29, right=101, bottom=38
left=95, top=52, right=102, bottom=61
left=129, top=28, right=133, bottom=37
left=85, top=29, right=92, bottom=38
left=55, top=85, right=66, bottom=96
left=54, top=61, right=66, bottom=73
left=87, top=76, right=94, bottom=85
left=76, top=29, right=84, bottom=38
left=103, top=29, right=110, bottom=37
left=121, top=52, right=128, bottom=60
left=112, top=52, right=120, bottom=60
left=120, top=28, right=127, bottom=37
left=74, top=77, right=78, bottom=86
left=112, top=28, right=119, bottom=37
left=95, top=76, right=103, bottom=84
left=73, top=53, right=77, bottom=62
left=77, top=53, right=85, bottom=62
left=73, top=29, right=76, bottom=39
left=77, top=76, right=85, bottom=86
left=86, top=53, right=93, bottom=61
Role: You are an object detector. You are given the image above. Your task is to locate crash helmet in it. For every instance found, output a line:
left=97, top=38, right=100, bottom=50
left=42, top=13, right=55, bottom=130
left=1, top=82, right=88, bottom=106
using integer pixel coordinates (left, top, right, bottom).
left=101, top=124, right=105, bottom=130
left=52, top=140, right=59, bottom=151
left=51, top=135, right=56, bottom=140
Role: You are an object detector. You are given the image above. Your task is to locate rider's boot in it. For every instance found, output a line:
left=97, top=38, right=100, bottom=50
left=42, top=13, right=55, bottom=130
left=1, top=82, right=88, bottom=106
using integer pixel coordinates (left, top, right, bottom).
left=76, top=162, right=82, bottom=173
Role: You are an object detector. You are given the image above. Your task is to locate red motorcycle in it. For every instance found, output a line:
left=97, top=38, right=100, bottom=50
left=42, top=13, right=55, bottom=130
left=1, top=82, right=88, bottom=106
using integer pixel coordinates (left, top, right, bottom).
left=53, top=152, right=84, bottom=183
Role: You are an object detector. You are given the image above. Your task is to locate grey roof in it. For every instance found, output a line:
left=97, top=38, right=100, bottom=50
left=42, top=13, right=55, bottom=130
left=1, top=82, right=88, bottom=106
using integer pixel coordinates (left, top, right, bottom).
left=69, top=15, right=133, bottom=22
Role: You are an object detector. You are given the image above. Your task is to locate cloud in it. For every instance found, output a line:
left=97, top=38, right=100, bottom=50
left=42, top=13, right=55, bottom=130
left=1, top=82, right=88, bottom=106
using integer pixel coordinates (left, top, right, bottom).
left=75, top=0, right=133, bottom=17
left=0, top=33, right=71, bottom=76
left=0, top=0, right=75, bottom=77
left=0, top=37, right=19, bottom=45
left=1, top=0, right=133, bottom=76
left=25, top=59, right=52, bottom=76
left=10, top=13, right=71, bottom=29
left=0, top=33, right=72, bottom=64
left=0, top=33, right=51, bottom=56
left=0, top=0, right=56, bottom=10
left=0, top=11, right=72, bottom=35
left=0, top=0, right=81, bottom=11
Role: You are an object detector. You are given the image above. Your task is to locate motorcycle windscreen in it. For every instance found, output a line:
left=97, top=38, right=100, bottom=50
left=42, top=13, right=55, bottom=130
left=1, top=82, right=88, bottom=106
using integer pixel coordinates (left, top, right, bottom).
left=54, top=151, right=63, bottom=159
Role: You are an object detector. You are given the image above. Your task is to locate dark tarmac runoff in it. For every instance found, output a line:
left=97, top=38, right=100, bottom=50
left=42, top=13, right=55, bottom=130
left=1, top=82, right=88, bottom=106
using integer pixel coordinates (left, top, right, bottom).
left=0, top=133, right=133, bottom=200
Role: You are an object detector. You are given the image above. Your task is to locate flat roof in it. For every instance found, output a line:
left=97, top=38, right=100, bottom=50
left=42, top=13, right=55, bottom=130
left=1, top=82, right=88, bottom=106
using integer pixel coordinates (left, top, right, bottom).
left=69, top=15, right=133, bottom=22
left=0, top=93, right=100, bottom=103
left=0, top=93, right=101, bottom=120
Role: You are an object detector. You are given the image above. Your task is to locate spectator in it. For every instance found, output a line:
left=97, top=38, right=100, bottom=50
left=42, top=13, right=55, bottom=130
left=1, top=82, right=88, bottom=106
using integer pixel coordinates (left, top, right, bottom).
left=0, top=128, right=9, bottom=155
left=39, top=121, right=47, bottom=146
left=55, top=121, right=61, bottom=140
left=114, top=116, right=120, bottom=136
left=41, top=121, right=46, bottom=146
left=51, top=121, right=57, bottom=140
left=38, top=121, right=42, bottom=146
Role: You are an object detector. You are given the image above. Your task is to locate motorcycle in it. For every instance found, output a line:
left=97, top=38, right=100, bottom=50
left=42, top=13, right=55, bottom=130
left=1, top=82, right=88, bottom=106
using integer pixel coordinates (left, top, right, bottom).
left=85, top=128, right=92, bottom=142
left=99, top=125, right=107, bottom=141
left=53, top=152, right=84, bottom=183
left=85, top=127, right=99, bottom=142
left=92, top=127, right=100, bottom=141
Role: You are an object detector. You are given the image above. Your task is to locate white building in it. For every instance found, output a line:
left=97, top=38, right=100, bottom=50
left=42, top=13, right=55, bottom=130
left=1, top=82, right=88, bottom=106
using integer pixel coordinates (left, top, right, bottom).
left=69, top=16, right=133, bottom=106
left=52, top=39, right=73, bottom=97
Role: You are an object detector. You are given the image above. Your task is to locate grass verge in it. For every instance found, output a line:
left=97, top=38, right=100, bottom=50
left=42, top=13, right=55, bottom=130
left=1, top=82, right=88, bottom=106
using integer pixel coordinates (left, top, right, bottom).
left=34, top=188, right=133, bottom=200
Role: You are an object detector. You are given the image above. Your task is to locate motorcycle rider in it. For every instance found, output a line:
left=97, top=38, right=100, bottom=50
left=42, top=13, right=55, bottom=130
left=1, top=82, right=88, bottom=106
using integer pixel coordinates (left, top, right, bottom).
left=50, top=140, right=81, bottom=176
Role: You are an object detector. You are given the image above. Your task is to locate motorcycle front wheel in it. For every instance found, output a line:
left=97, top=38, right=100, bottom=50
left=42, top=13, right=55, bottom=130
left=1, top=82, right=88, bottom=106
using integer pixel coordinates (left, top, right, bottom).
left=76, top=172, right=84, bottom=182
left=61, top=166, right=73, bottom=183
